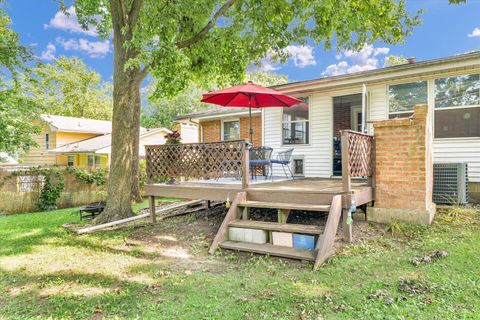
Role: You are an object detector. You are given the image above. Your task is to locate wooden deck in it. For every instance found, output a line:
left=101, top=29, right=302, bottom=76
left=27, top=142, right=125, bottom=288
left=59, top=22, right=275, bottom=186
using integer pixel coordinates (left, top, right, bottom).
left=145, top=178, right=373, bottom=208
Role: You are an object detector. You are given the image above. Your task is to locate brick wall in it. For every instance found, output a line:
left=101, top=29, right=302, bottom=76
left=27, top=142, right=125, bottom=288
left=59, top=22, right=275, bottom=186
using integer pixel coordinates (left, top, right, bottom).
left=240, top=115, right=262, bottom=147
left=368, top=104, right=436, bottom=224
left=200, top=115, right=262, bottom=146
left=201, top=120, right=221, bottom=142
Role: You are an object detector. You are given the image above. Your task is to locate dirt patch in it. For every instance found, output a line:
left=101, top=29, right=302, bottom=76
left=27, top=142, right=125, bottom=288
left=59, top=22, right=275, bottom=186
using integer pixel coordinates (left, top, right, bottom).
left=120, top=203, right=386, bottom=272
left=397, top=276, right=436, bottom=296
left=410, top=250, right=449, bottom=266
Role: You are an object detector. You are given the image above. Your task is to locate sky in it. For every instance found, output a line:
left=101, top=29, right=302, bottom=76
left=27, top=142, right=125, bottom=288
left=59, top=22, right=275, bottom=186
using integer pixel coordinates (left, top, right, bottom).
left=5, top=0, right=480, bottom=84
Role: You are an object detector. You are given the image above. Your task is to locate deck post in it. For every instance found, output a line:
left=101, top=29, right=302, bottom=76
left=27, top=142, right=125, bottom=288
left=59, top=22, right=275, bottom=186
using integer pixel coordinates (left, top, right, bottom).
left=242, top=144, right=250, bottom=190
left=341, top=131, right=353, bottom=243
left=148, top=196, right=156, bottom=223
left=277, top=209, right=290, bottom=223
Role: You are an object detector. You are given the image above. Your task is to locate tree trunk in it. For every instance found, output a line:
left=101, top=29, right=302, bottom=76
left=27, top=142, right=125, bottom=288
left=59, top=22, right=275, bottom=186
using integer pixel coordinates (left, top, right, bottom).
left=131, top=99, right=143, bottom=203
left=95, top=6, right=142, bottom=223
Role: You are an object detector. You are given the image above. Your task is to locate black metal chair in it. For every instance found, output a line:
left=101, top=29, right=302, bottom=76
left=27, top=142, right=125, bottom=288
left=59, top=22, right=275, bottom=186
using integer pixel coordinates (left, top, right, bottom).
left=271, top=148, right=294, bottom=179
left=249, top=146, right=273, bottom=180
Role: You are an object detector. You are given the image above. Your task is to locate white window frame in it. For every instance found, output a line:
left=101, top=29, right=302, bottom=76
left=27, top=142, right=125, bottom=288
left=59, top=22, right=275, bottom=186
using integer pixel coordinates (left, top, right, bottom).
left=221, top=118, right=240, bottom=141
left=281, top=96, right=310, bottom=146
left=291, top=155, right=305, bottom=177
left=433, top=73, right=480, bottom=139
left=387, top=80, right=428, bottom=118
left=67, top=155, right=75, bottom=167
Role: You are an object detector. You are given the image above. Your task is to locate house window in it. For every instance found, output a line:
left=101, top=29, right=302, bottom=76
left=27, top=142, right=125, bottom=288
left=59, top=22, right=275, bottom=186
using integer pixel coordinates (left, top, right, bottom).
left=293, top=158, right=304, bottom=176
left=67, top=155, right=74, bottom=167
left=283, top=97, right=309, bottom=144
left=95, top=156, right=102, bottom=167
left=388, top=81, right=427, bottom=118
left=223, top=120, right=240, bottom=141
left=434, top=74, right=480, bottom=138
left=87, top=155, right=94, bottom=167
left=45, top=134, right=50, bottom=150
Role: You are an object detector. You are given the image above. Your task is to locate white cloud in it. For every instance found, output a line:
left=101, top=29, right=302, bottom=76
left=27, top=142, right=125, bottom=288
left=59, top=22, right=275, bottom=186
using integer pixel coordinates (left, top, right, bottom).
left=468, top=27, right=480, bottom=38
left=322, top=44, right=390, bottom=77
left=56, top=37, right=111, bottom=58
left=40, top=43, right=56, bottom=61
left=45, top=6, right=98, bottom=37
left=283, top=45, right=317, bottom=68
left=254, top=45, right=316, bottom=71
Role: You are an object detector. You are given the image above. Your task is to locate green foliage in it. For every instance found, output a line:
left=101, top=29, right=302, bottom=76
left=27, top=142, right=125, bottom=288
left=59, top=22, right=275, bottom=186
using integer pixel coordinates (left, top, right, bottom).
left=245, top=71, right=288, bottom=87
left=140, top=71, right=288, bottom=129
left=66, top=167, right=108, bottom=186
left=36, top=170, right=64, bottom=211
left=384, top=55, right=409, bottom=67
left=73, top=0, right=420, bottom=99
left=24, top=56, right=113, bottom=120
left=140, top=83, right=208, bottom=129
left=0, top=3, right=41, bottom=154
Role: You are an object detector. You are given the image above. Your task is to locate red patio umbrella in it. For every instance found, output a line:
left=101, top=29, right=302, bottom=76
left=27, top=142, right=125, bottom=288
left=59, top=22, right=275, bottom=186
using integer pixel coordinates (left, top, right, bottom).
left=201, top=81, right=302, bottom=143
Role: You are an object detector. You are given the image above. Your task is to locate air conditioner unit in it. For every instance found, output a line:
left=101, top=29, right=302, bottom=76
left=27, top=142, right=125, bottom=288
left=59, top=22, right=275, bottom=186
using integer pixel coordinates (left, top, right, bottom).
left=433, top=163, right=469, bottom=205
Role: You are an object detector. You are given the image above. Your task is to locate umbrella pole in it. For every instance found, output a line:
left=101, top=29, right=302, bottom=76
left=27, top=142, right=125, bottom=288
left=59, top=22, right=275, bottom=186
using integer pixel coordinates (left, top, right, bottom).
left=249, top=95, right=253, bottom=144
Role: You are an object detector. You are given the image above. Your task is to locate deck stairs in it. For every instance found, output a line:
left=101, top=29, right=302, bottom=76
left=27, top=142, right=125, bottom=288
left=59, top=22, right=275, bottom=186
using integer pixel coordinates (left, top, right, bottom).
left=209, top=192, right=343, bottom=270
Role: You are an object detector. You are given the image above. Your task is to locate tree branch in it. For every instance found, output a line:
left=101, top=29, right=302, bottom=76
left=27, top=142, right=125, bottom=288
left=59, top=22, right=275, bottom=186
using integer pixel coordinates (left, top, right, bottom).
left=128, top=0, right=143, bottom=29
left=175, top=0, right=237, bottom=49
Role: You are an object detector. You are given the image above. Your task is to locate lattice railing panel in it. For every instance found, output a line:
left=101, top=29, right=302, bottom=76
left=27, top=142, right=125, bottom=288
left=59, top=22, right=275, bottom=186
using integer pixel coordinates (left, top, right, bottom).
left=342, top=130, right=374, bottom=178
left=145, top=140, right=248, bottom=183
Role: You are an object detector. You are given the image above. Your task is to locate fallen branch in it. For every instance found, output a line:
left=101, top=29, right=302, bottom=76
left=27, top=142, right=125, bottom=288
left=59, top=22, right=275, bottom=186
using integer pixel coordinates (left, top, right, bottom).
left=76, top=200, right=203, bottom=234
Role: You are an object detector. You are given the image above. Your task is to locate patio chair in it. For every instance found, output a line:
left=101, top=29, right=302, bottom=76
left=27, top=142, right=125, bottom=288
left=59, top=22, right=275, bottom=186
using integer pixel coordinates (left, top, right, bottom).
left=271, top=148, right=294, bottom=179
left=249, top=146, right=273, bottom=180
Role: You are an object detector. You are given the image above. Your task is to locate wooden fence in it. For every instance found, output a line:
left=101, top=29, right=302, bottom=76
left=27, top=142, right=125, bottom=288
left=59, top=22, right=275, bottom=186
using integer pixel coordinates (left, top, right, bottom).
left=340, top=130, right=374, bottom=192
left=145, top=140, right=250, bottom=188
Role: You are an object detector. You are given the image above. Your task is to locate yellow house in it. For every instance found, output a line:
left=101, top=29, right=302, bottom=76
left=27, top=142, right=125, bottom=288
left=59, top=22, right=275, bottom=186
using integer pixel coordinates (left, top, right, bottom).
left=23, top=114, right=171, bottom=168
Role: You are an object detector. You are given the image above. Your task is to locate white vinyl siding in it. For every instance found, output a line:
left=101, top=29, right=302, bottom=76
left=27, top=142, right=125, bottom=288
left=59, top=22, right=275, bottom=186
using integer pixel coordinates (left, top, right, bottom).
left=264, top=94, right=332, bottom=178
left=433, top=138, right=480, bottom=182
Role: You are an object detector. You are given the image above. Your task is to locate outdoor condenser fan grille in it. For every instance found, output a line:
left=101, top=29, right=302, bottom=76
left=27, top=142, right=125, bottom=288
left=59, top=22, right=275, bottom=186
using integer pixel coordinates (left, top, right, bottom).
left=433, top=163, right=469, bottom=205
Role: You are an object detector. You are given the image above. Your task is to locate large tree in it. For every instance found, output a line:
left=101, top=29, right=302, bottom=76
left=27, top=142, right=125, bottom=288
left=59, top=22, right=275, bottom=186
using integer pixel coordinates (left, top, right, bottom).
left=25, top=56, right=113, bottom=120
left=71, top=0, right=420, bottom=223
left=0, top=1, right=40, bottom=155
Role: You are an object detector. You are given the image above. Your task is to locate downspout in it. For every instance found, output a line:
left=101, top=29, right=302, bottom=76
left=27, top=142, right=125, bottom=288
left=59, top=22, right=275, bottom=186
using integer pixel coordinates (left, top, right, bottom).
left=361, top=83, right=367, bottom=133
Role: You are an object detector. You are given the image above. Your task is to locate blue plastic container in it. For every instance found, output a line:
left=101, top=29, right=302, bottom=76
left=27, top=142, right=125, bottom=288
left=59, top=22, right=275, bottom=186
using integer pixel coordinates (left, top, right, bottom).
left=292, top=234, right=316, bottom=250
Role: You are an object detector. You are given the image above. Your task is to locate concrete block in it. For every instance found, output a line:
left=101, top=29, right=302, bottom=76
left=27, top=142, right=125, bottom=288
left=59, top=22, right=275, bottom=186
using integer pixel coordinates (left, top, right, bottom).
left=272, top=232, right=293, bottom=247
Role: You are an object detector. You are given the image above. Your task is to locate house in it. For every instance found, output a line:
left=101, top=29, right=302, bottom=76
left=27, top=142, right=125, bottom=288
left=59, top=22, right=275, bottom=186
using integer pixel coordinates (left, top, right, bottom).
left=48, top=127, right=172, bottom=167
left=176, top=51, right=480, bottom=202
left=175, top=106, right=262, bottom=147
left=23, top=114, right=171, bottom=168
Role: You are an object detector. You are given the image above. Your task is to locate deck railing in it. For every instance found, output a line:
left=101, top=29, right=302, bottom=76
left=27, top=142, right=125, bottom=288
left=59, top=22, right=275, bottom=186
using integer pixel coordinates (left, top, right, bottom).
left=145, top=140, right=250, bottom=188
left=340, top=130, right=374, bottom=192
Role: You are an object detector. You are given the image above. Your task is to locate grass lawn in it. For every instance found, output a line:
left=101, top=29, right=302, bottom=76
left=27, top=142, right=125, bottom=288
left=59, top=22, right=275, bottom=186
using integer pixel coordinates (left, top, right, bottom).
left=0, top=201, right=479, bottom=320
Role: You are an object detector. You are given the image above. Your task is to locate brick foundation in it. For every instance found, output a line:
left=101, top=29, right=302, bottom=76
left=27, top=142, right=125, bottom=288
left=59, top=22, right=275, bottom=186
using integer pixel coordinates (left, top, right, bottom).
left=368, top=104, right=436, bottom=224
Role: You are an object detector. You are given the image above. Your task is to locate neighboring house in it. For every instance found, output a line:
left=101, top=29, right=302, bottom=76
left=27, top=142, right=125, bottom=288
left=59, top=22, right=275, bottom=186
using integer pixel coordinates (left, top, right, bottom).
left=23, top=114, right=171, bottom=168
left=175, top=107, right=262, bottom=147
left=176, top=51, right=480, bottom=200
left=48, top=127, right=171, bottom=167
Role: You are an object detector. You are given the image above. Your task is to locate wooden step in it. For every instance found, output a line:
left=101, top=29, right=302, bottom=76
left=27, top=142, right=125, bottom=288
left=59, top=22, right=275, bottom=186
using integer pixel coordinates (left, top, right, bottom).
left=238, top=201, right=331, bottom=212
left=219, top=241, right=316, bottom=261
left=229, top=220, right=324, bottom=235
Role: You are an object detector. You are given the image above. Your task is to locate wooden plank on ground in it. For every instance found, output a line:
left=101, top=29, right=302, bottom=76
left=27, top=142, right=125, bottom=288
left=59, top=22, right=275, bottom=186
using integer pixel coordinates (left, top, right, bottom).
left=219, top=241, right=316, bottom=261
left=76, top=200, right=203, bottom=234
left=228, top=220, right=324, bottom=234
